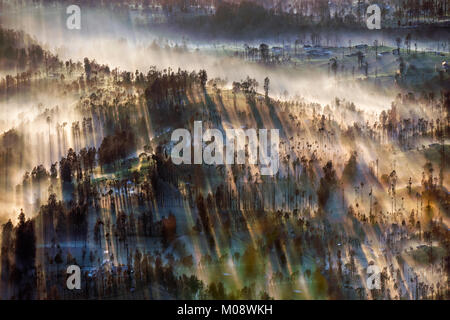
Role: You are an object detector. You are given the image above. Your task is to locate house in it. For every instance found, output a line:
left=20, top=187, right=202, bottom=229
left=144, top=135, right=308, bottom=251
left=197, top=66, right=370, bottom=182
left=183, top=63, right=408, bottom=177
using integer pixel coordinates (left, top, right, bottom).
left=308, top=49, right=331, bottom=57
left=272, top=46, right=283, bottom=57
left=378, top=51, right=390, bottom=57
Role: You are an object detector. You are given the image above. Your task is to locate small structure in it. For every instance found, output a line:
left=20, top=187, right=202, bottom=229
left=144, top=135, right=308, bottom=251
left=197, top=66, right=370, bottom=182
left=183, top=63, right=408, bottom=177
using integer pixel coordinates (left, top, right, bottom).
left=272, top=46, right=283, bottom=57
left=378, top=51, right=390, bottom=57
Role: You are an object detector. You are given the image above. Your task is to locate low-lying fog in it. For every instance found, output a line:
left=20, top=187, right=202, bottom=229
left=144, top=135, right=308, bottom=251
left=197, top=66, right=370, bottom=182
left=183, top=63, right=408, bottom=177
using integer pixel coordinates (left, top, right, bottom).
left=4, top=4, right=448, bottom=113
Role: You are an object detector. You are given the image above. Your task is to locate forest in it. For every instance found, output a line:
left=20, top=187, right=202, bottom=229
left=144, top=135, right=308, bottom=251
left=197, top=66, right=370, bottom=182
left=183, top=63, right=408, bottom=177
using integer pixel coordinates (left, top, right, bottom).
left=0, top=0, right=448, bottom=300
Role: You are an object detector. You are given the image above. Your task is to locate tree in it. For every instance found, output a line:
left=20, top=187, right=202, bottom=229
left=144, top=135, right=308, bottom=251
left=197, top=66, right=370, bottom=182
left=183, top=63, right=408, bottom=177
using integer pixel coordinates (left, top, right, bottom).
left=196, top=194, right=210, bottom=235
left=13, top=209, right=36, bottom=298
left=14, top=210, right=36, bottom=272
left=264, top=77, right=270, bottom=98
left=84, top=57, right=91, bottom=80
left=357, top=51, right=364, bottom=68
left=405, top=33, right=412, bottom=54
left=374, top=39, right=379, bottom=59
left=330, top=58, right=338, bottom=77
left=395, top=37, right=402, bottom=54
left=198, top=69, right=207, bottom=89
left=317, top=161, right=337, bottom=210
left=1, top=220, right=13, bottom=298
left=162, top=212, right=177, bottom=247
left=259, top=43, right=269, bottom=63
